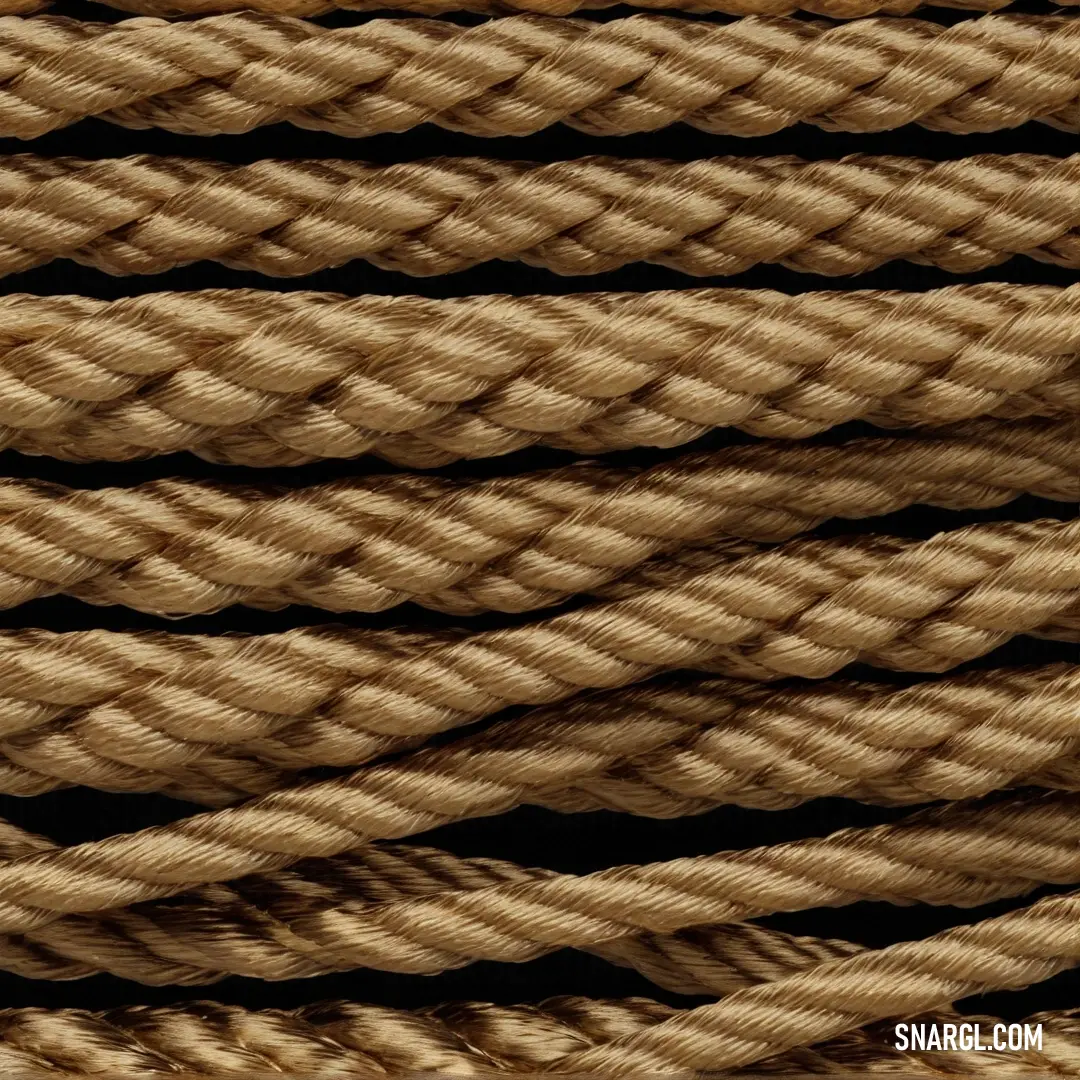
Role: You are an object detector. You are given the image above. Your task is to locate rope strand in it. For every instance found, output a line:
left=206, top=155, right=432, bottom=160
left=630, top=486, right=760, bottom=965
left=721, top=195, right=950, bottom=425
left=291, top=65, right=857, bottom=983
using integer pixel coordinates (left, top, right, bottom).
left=6, top=0, right=1074, bottom=19
left=2, top=518, right=1076, bottom=789
left=0, top=419, right=1073, bottom=616
left=0, top=1001, right=1073, bottom=1078
left=557, top=888, right=1080, bottom=1073
left=2, top=285, right=1077, bottom=467
left=1, top=153, right=1079, bottom=279
left=0, top=819, right=865, bottom=988
left=3, top=662, right=1074, bottom=806
left=4, top=14, right=1080, bottom=140
left=0, top=795, right=1071, bottom=977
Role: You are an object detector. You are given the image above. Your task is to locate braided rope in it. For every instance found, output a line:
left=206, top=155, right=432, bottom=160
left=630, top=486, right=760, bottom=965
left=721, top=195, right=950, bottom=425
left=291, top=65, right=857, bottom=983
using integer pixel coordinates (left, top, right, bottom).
left=0, top=419, right=1074, bottom=617
left=0, top=794, right=1071, bottom=977
left=2, top=286, right=1078, bottom=467
left=0, top=1002, right=1074, bottom=1078
left=5, top=661, right=1074, bottom=808
left=3, top=518, right=1077, bottom=790
left=557, top=888, right=1080, bottom=1073
left=1, top=153, right=1079, bottom=279
left=5, top=14, right=1080, bottom=140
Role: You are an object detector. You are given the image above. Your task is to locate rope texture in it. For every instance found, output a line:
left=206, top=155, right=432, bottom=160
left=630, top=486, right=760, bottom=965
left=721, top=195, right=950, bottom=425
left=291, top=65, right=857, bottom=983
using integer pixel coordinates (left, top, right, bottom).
left=0, top=817, right=867, bottom=987
left=554, top=888, right=1080, bottom=1073
left=1, top=153, right=1079, bottom=279
left=0, top=1002, right=1075, bottom=1078
left=0, top=3, right=1076, bottom=1056
left=5, top=0, right=1074, bottom=19
left=2, top=285, right=1078, bottom=467
left=2, top=518, right=1076, bottom=794
left=0, top=794, right=1071, bottom=980
left=2, top=660, right=1073, bottom=808
left=0, top=419, right=1073, bottom=616
left=4, top=14, right=1080, bottom=140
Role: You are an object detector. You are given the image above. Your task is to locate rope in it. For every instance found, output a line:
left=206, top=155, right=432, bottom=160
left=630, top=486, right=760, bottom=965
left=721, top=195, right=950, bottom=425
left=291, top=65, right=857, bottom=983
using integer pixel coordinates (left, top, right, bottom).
left=10, top=0, right=1079, bottom=19
left=0, top=819, right=865, bottom=987
left=0, top=419, right=1073, bottom=617
left=5, top=14, right=1080, bottom=140
left=2, top=285, right=1077, bottom=467
left=1, top=153, right=1079, bottom=279
left=0, top=3, right=1074, bottom=1062
left=0, top=1002, right=1074, bottom=1078
left=537, top=666, right=1080, bottom=813
left=557, top=888, right=1080, bottom=1073
left=0, top=794, right=1071, bottom=978
left=3, top=518, right=1077, bottom=787
left=3, top=660, right=1073, bottom=808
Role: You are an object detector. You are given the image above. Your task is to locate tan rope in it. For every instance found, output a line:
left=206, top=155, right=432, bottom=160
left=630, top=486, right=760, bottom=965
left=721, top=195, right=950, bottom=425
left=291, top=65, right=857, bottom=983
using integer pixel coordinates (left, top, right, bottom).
left=5, top=14, right=1080, bottom=140
left=6, top=0, right=1074, bottom=19
left=2, top=286, right=1077, bottom=467
left=0, top=419, right=1073, bottom=617
left=3, top=660, right=1074, bottom=808
left=0, top=785, right=1077, bottom=936
left=0, top=794, right=1071, bottom=978
left=557, top=888, right=1080, bottom=1073
left=1, top=153, right=1079, bottom=279
left=0, top=817, right=866, bottom=987
left=535, top=666, right=1080, bottom=813
left=0, top=1002, right=1074, bottom=1078
left=2, top=518, right=1077, bottom=791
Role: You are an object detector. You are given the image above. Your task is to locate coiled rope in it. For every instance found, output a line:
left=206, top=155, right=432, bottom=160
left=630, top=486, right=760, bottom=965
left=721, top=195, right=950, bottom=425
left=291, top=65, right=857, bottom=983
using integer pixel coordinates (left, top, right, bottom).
left=0, top=419, right=1073, bottom=616
left=4, top=14, right=1080, bottom=139
left=2, top=285, right=1077, bottom=466
left=0, top=0, right=1076, bottom=1056
left=0, top=153, right=1078, bottom=278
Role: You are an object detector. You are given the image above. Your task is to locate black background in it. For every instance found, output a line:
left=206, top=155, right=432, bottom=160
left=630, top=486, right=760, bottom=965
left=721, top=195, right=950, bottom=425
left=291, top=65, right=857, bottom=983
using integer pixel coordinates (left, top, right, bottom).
left=0, top=0, right=1077, bottom=1031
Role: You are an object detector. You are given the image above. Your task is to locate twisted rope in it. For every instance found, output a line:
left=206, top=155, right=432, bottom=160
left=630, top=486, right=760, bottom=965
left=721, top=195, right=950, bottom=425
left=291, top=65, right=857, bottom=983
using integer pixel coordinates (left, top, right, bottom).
left=3, top=518, right=1077, bottom=791
left=0, top=419, right=1074, bottom=617
left=0, top=817, right=867, bottom=987
left=0, top=794, right=1071, bottom=978
left=1, top=153, right=1079, bottom=279
left=0, top=1002, right=1073, bottom=1078
left=5, top=0, right=1073, bottom=19
left=2, top=286, right=1078, bottom=467
left=557, top=888, right=1080, bottom=1073
left=5, top=14, right=1080, bottom=140
left=5, top=661, right=1074, bottom=808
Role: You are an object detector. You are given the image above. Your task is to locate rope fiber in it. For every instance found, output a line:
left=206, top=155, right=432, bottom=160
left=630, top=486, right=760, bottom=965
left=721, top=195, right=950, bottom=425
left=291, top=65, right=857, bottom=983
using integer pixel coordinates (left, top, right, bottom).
left=0, top=817, right=868, bottom=988
left=554, top=888, right=1080, bottom=1073
left=0, top=0, right=1075, bottom=1054
left=1, top=518, right=1076, bottom=791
